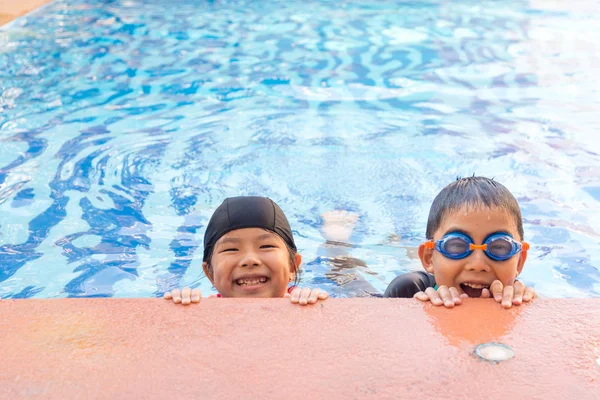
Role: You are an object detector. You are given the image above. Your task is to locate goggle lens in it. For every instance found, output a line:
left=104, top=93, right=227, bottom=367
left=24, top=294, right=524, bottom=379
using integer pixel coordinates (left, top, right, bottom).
left=487, top=237, right=513, bottom=258
left=442, top=237, right=469, bottom=255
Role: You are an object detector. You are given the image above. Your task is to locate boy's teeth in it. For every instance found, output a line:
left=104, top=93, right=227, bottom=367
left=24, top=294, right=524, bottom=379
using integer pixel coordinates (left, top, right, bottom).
left=236, top=277, right=268, bottom=286
left=463, top=283, right=488, bottom=289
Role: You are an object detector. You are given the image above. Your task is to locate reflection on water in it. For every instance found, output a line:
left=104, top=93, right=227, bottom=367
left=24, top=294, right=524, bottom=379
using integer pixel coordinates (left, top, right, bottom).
left=0, top=0, right=599, bottom=298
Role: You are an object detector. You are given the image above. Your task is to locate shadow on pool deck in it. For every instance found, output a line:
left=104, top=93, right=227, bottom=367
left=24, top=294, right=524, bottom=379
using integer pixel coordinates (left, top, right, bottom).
left=0, top=0, right=51, bottom=26
left=0, top=298, right=599, bottom=399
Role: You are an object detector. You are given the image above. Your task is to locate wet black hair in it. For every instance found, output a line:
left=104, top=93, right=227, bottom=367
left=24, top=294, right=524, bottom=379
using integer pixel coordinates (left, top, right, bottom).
left=425, top=176, right=524, bottom=240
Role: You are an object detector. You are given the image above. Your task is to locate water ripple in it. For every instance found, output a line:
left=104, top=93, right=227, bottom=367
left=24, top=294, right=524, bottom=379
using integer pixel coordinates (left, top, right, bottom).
left=1, top=0, right=599, bottom=298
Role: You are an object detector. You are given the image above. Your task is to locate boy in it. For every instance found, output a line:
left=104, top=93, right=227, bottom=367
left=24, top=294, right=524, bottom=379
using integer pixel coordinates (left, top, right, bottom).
left=384, top=176, right=535, bottom=308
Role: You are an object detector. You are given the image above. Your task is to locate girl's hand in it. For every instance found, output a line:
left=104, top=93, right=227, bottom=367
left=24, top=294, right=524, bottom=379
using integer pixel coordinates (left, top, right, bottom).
left=286, top=287, right=329, bottom=305
left=163, top=287, right=202, bottom=305
left=414, top=286, right=467, bottom=308
left=482, top=280, right=536, bottom=308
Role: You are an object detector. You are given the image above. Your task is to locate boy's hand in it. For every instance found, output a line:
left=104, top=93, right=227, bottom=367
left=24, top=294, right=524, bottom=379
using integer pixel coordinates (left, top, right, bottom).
left=414, top=286, right=467, bottom=308
left=482, top=280, right=536, bottom=308
left=164, top=287, right=202, bottom=305
left=286, top=287, right=329, bottom=305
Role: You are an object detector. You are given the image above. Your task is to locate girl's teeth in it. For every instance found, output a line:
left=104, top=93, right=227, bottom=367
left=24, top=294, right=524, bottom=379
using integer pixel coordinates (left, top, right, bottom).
left=236, top=277, right=268, bottom=285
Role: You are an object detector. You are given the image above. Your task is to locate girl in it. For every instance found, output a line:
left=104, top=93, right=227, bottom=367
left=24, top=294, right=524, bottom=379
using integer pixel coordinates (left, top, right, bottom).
left=164, top=196, right=328, bottom=306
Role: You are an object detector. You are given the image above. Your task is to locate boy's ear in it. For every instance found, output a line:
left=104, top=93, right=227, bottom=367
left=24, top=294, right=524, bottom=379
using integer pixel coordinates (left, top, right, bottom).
left=202, top=262, right=215, bottom=284
left=418, top=243, right=435, bottom=274
left=516, top=248, right=528, bottom=275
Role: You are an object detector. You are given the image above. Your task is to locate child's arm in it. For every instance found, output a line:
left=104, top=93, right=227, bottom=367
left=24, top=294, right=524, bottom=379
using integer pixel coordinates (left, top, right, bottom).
left=286, top=287, right=329, bottom=305
left=163, top=287, right=202, bottom=305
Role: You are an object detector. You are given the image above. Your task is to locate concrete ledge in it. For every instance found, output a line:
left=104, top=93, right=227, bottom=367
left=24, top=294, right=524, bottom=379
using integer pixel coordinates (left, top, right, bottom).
left=1, top=298, right=599, bottom=399
left=0, top=0, right=51, bottom=26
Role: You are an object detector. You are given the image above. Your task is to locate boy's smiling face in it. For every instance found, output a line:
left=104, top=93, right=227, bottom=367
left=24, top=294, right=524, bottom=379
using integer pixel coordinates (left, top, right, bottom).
left=419, top=206, right=527, bottom=297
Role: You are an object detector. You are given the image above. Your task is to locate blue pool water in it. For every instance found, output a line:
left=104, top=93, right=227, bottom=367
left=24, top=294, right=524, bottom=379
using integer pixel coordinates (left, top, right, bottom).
left=1, top=0, right=599, bottom=299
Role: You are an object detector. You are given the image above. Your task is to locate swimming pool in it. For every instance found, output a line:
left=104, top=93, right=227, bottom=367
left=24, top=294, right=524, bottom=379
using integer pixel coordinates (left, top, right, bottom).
left=1, top=0, right=599, bottom=299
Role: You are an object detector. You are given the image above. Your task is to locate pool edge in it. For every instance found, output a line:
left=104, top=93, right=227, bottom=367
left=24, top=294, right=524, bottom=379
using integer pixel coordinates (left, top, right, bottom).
left=1, top=298, right=599, bottom=398
left=0, top=0, right=54, bottom=27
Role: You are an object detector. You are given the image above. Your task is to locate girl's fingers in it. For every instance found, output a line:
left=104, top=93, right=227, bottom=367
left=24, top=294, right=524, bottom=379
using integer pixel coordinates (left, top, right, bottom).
left=298, top=287, right=312, bottom=305
left=523, top=286, right=536, bottom=302
left=502, top=285, right=515, bottom=309
left=289, top=287, right=302, bottom=303
left=181, top=287, right=192, bottom=305
left=163, top=291, right=173, bottom=300
left=307, top=288, right=321, bottom=304
left=191, top=289, right=202, bottom=303
left=512, top=281, right=525, bottom=305
left=170, top=288, right=182, bottom=304
left=490, top=280, right=504, bottom=302
left=289, top=288, right=328, bottom=304
left=481, top=288, right=491, bottom=298
left=449, top=286, right=462, bottom=305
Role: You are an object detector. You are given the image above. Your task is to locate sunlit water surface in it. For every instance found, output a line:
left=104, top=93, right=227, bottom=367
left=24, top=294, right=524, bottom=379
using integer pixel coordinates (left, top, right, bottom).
left=1, top=0, right=599, bottom=298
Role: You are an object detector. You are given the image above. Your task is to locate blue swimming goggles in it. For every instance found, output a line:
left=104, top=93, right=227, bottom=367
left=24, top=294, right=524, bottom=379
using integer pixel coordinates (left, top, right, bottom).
left=424, top=232, right=529, bottom=261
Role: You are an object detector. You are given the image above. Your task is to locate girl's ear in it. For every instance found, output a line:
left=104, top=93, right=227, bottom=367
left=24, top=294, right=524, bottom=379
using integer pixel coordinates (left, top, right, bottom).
left=419, top=243, right=435, bottom=274
left=289, top=253, right=302, bottom=281
left=202, top=262, right=215, bottom=284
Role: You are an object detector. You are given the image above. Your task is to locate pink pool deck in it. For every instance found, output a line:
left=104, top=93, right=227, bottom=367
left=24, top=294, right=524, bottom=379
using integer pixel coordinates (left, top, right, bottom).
left=1, top=299, right=599, bottom=399
left=0, top=0, right=51, bottom=26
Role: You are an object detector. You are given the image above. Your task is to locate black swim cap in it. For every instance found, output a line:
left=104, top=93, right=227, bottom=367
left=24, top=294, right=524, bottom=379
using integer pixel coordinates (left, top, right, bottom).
left=203, top=196, right=297, bottom=262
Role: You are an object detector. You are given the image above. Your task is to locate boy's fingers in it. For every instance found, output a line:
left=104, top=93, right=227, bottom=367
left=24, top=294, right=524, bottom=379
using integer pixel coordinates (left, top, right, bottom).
left=414, top=291, right=429, bottom=301
left=481, top=288, right=491, bottom=298
left=307, top=288, right=321, bottom=304
left=490, top=280, right=504, bottom=302
left=523, top=286, right=536, bottom=302
left=502, top=285, right=514, bottom=308
left=437, top=286, right=455, bottom=307
left=424, top=287, right=443, bottom=306
left=171, top=288, right=182, bottom=304
left=191, top=289, right=202, bottom=303
left=163, top=291, right=173, bottom=300
left=449, top=286, right=462, bottom=305
left=512, top=281, right=524, bottom=305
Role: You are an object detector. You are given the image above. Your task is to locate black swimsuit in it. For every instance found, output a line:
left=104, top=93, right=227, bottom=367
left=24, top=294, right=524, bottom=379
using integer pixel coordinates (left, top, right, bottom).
left=384, top=271, right=436, bottom=298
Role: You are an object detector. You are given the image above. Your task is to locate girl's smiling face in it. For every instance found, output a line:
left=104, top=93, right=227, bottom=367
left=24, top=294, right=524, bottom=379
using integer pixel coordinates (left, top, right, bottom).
left=419, top=206, right=528, bottom=297
left=203, top=228, right=301, bottom=298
